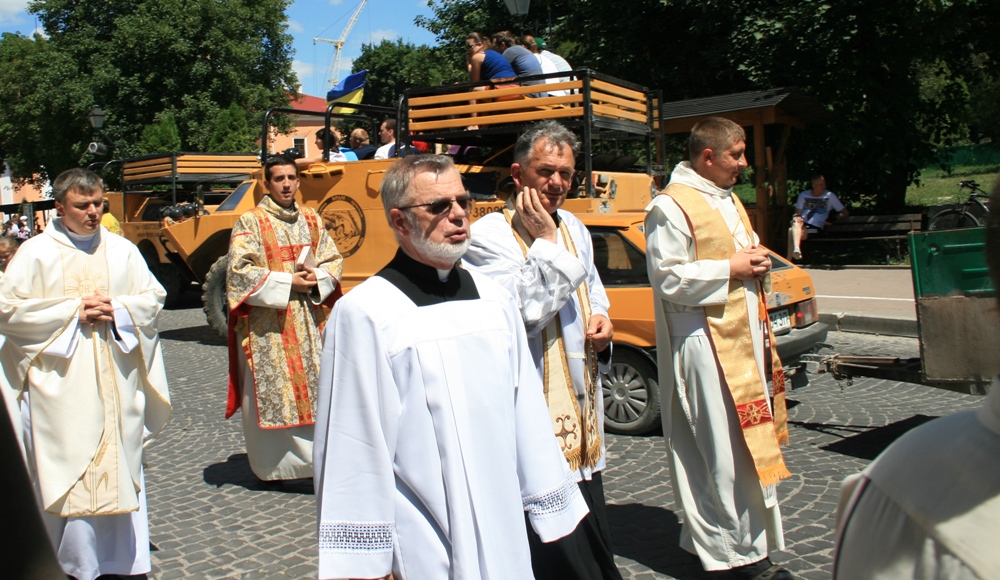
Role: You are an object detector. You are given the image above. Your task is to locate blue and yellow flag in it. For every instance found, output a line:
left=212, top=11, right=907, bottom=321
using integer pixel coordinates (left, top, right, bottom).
left=326, top=70, right=366, bottom=114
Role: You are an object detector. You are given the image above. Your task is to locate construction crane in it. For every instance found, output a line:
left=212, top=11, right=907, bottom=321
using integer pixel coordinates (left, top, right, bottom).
left=313, top=0, right=368, bottom=89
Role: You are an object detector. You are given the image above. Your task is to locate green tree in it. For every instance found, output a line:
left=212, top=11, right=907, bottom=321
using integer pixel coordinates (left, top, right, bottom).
left=0, top=32, right=94, bottom=182
left=0, top=0, right=296, bottom=182
left=351, top=39, right=465, bottom=107
left=139, top=112, right=182, bottom=154
left=208, top=103, right=255, bottom=152
left=419, top=0, right=1000, bottom=210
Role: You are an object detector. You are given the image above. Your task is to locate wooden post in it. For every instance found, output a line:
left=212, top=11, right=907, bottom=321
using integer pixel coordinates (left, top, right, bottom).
left=753, top=120, right=769, bottom=246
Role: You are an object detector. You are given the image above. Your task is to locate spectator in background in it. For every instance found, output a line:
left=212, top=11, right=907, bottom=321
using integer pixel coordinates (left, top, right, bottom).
left=788, top=174, right=848, bottom=261
left=374, top=119, right=414, bottom=160
left=536, top=37, right=573, bottom=78
left=297, top=128, right=358, bottom=169
left=833, top=175, right=1000, bottom=578
left=348, top=128, right=376, bottom=160
left=101, top=199, right=122, bottom=235
left=520, top=35, right=567, bottom=97
left=466, top=31, right=516, bottom=84
left=0, top=236, right=17, bottom=276
left=6, top=217, right=19, bottom=237
left=492, top=30, right=544, bottom=96
left=17, top=217, right=29, bottom=240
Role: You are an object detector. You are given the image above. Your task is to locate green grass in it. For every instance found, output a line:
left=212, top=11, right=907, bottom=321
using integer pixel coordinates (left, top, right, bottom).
left=906, top=165, right=999, bottom=208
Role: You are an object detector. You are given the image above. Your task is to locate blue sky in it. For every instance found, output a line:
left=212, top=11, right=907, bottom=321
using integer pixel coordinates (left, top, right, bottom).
left=0, top=0, right=439, bottom=97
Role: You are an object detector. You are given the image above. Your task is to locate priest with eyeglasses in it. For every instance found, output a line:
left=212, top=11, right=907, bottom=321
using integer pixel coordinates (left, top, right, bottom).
left=314, top=154, right=588, bottom=579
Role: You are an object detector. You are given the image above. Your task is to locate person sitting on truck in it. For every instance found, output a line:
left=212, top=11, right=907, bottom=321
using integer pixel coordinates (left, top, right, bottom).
left=466, top=31, right=516, bottom=84
left=788, top=174, right=848, bottom=261
left=491, top=30, right=544, bottom=96
left=348, top=128, right=376, bottom=160
left=520, top=34, right=568, bottom=97
left=833, top=175, right=1000, bottom=579
left=296, top=128, right=358, bottom=169
left=374, top=119, right=416, bottom=159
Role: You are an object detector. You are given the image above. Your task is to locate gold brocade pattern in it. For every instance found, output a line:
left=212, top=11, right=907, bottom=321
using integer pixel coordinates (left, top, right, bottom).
left=228, top=196, right=343, bottom=428
left=663, top=184, right=791, bottom=486
left=503, top=209, right=603, bottom=471
left=54, top=242, right=139, bottom=517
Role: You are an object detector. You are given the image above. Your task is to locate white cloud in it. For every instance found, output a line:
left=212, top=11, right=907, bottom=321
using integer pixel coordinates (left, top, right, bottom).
left=0, top=0, right=30, bottom=26
left=327, top=0, right=345, bottom=5
left=293, top=59, right=316, bottom=83
left=287, top=19, right=304, bottom=34
left=339, top=56, right=354, bottom=77
left=367, top=28, right=398, bottom=44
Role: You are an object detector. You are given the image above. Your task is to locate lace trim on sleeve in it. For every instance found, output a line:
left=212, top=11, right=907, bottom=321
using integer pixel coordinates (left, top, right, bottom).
left=522, top=474, right=579, bottom=519
left=319, top=521, right=395, bottom=553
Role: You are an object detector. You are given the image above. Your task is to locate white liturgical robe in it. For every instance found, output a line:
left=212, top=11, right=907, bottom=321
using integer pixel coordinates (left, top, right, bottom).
left=0, top=219, right=171, bottom=580
left=314, top=251, right=589, bottom=580
left=645, top=162, right=783, bottom=570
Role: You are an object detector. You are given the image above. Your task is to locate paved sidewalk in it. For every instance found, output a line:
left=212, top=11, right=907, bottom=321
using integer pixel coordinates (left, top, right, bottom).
left=144, top=307, right=983, bottom=579
left=804, top=267, right=917, bottom=336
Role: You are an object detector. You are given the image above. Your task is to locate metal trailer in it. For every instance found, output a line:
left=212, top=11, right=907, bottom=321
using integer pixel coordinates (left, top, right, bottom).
left=820, top=226, right=998, bottom=395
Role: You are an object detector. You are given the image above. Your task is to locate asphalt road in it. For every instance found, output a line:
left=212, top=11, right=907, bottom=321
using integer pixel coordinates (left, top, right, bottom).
left=144, top=304, right=984, bottom=579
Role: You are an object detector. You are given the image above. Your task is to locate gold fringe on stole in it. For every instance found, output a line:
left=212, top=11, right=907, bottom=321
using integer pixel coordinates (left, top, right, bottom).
left=663, top=185, right=791, bottom=485
left=503, top=209, right=603, bottom=471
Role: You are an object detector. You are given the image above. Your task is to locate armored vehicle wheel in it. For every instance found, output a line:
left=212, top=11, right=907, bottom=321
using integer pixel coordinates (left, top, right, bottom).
left=203, top=255, right=229, bottom=340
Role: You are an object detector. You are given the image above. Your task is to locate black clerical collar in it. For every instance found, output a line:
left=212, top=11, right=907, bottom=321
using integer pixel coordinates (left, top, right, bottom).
left=551, top=210, right=561, bottom=226
left=376, top=249, right=480, bottom=306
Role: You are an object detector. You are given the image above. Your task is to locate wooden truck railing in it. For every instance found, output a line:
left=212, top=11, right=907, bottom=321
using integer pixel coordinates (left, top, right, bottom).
left=399, top=69, right=664, bottom=198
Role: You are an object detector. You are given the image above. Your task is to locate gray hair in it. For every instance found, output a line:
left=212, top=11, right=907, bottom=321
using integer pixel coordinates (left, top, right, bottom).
left=688, top=117, right=746, bottom=161
left=513, top=120, right=580, bottom=167
left=52, top=168, right=102, bottom=203
left=380, top=154, right=460, bottom=223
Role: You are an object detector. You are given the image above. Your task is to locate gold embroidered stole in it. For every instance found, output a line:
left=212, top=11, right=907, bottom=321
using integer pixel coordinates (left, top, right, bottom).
left=503, top=209, right=602, bottom=471
left=237, top=206, right=326, bottom=428
left=664, top=184, right=790, bottom=486
left=57, top=242, right=140, bottom=516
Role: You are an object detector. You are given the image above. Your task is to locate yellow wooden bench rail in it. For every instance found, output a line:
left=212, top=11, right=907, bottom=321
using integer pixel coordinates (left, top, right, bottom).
left=407, top=80, right=584, bottom=107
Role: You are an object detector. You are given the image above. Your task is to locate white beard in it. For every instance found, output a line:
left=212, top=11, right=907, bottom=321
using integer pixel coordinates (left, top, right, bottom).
left=410, top=229, right=470, bottom=266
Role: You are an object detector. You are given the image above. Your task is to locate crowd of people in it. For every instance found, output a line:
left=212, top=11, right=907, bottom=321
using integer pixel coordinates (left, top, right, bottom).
left=466, top=31, right=573, bottom=98
left=1, top=115, right=997, bottom=580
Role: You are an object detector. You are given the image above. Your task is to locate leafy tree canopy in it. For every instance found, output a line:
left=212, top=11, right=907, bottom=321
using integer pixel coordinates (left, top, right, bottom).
left=0, top=0, right=297, bottom=182
left=417, top=0, right=999, bottom=210
left=351, top=39, right=465, bottom=108
left=139, top=112, right=182, bottom=154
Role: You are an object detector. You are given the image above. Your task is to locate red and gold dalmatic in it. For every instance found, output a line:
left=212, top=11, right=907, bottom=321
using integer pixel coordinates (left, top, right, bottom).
left=665, top=184, right=790, bottom=486
left=225, top=196, right=343, bottom=429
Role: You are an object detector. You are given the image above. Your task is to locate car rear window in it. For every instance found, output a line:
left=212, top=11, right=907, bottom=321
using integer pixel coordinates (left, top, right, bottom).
left=590, top=228, right=650, bottom=286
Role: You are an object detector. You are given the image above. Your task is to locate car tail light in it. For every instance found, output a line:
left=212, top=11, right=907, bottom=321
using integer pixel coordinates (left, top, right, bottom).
left=795, top=298, right=818, bottom=327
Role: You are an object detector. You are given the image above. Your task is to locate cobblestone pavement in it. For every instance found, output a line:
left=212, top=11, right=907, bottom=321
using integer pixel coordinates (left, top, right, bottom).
left=147, top=305, right=983, bottom=579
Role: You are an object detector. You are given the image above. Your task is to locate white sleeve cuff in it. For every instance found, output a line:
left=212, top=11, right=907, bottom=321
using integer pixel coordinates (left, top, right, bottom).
left=310, top=267, right=337, bottom=304
left=110, top=299, right=139, bottom=353
left=43, top=315, right=81, bottom=358
left=245, top=271, right=293, bottom=308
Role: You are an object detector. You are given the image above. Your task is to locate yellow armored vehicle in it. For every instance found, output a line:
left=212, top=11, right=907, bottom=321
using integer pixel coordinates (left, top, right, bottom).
left=106, top=152, right=259, bottom=306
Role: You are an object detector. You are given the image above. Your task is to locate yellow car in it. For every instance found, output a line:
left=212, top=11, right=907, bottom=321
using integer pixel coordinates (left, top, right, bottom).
left=580, top=211, right=828, bottom=435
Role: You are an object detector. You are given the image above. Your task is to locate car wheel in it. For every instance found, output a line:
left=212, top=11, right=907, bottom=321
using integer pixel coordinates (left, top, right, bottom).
left=602, top=347, right=660, bottom=435
left=203, top=255, right=229, bottom=340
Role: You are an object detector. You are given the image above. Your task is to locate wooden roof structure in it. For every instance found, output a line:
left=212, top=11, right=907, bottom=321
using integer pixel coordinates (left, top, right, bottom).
left=659, top=87, right=834, bottom=247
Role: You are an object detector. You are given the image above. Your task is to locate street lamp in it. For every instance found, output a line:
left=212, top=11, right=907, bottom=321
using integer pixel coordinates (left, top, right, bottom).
left=88, top=106, right=109, bottom=156
left=503, top=0, right=530, bottom=16
left=89, top=106, right=105, bottom=131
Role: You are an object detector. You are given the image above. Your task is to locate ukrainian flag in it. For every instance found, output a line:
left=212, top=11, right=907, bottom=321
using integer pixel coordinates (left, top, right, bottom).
left=327, top=70, right=366, bottom=114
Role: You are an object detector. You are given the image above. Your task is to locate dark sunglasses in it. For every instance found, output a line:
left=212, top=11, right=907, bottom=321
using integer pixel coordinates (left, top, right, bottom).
left=398, top=196, right=472, bottom=216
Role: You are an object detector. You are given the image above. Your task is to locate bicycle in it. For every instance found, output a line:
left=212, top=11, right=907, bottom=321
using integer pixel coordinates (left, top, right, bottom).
left=927, top=180, right=991, bottom=230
